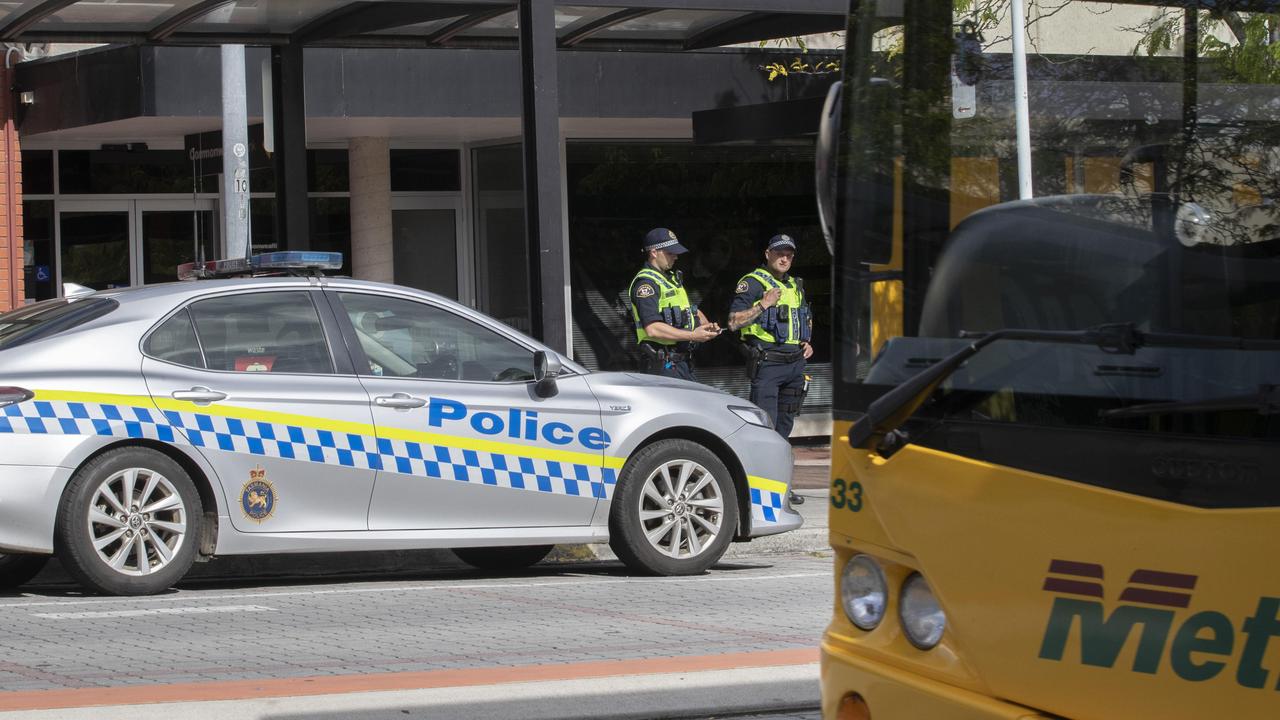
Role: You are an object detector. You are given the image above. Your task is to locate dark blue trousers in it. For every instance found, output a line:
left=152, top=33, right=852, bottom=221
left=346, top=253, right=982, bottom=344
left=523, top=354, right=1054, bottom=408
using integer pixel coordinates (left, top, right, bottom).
left=750, top=357, right=806, bottom=437
left=647, top=359, right=697, bottom=381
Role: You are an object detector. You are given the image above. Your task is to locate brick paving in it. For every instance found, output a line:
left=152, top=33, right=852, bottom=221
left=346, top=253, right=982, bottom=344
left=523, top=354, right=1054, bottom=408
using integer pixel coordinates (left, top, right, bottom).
left=0, top=554, right=830, bottom=694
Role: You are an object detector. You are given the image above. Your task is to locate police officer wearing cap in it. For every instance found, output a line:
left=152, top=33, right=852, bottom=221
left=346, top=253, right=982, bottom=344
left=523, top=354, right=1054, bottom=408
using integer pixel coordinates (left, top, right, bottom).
left=629, top=228, right=721, bottom=380
left=729, top=234, right=814, bottom=437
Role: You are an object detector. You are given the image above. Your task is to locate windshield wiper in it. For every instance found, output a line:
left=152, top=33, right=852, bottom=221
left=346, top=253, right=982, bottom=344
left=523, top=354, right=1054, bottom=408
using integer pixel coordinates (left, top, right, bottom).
left=1101, top=385, right=1280, bottom=419
left=848, top=323, right=1280, bottom=450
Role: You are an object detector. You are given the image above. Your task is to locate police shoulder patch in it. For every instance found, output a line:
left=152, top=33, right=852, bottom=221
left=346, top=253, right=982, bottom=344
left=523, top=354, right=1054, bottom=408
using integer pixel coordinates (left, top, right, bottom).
left=636, top=283, right=656, bottom=298
left=735, top=280, right=750, bottom=294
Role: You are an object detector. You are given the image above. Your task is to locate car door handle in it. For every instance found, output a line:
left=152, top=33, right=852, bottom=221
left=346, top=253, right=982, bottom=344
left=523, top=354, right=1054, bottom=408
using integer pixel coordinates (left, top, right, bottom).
left=171, top=387, right=227, bottom=404
left=374, top=393, right=426, bottom=409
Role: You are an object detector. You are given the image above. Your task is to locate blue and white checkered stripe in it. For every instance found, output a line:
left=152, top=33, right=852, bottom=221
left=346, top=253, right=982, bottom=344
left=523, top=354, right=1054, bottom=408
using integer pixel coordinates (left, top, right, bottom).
left=749, top=485, right=785, bottom=525
left=2, top=400, right=180, bottom=442
left=2, top=400, right=617, bottom=500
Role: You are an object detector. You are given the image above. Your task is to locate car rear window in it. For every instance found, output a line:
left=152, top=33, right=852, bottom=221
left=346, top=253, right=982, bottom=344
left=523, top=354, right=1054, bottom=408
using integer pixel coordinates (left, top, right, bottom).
left=0, top=297, right=119, bottom=351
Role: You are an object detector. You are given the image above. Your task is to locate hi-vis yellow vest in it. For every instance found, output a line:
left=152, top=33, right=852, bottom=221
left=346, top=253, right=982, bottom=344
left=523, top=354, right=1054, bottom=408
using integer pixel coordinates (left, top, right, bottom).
left=630, top=267, right=693, bottom=346
left=739, top=269, right=806, bottom=346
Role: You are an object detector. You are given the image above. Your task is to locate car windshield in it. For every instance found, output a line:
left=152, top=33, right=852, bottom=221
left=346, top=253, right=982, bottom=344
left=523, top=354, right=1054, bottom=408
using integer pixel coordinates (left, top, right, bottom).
left=836, top=1, right=1280, bottom=442
left=0, top=297, right=118, bottom=351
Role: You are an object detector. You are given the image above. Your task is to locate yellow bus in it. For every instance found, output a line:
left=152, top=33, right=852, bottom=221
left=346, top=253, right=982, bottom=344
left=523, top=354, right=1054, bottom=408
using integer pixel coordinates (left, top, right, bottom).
left=817, top=1, right=1280, bottom=718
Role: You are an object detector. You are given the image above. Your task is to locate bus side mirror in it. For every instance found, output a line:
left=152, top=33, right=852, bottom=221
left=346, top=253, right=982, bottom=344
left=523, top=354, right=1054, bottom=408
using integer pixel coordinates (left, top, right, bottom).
left=817, top=80, right=843, bottom=256
left=533, top=350, right=561, bottom=398
left=824, top=76, right=897, bottom=266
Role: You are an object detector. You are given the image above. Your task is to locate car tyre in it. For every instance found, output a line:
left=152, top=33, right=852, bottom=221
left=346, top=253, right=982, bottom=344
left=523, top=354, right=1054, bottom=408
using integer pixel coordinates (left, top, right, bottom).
left=0, top=553, right=49, bottom=590
left=452, top=545, right=555, bottom=572
left=609, top=439, right=738, bottom=576
left=56, top=447, right=202, bottom=596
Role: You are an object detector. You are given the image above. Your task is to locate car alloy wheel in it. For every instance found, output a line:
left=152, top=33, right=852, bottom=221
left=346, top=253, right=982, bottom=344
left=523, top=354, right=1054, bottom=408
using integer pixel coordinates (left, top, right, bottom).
left=87, top=467, right=188, bottom=577
left=637, top=459, right=724, bottom=560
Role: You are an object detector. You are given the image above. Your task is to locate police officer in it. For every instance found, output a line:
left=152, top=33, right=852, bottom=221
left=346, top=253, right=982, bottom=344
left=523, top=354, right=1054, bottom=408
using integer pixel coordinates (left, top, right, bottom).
left=629, top=228, right=721, bottom=380
left=729, top=233, right=814, bottom=437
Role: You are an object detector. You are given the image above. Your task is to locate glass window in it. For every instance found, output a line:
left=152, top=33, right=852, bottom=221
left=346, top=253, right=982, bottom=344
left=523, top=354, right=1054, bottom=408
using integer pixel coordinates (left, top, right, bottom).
left=58, top=149, right=214, bottom=194
left=565, top=141, right=828, bottom=409
left=21, top=151, right=52, bottom=195
left=0, top=298, right=118, bottom=351
left=337, top=292, right=534, bottom=382
left=310, top=197, right=353, bottom=275
left=188, top=291, right=333, bottom=375
left=472, top=143, right=529, bottom=333
left=309, top=150, right=349, bottom=193
left=22, top=200, right=54, bottom=303
left=390, top=150, right=461, bottom=191
left=145, top=309, right=204, bottom=368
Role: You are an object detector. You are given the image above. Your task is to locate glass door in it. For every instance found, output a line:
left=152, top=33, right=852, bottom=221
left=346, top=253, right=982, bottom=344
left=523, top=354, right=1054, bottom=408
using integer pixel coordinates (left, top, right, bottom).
left=58, top=200, right=131, bottom=291
left=56, top=199, right=219, bottom=294
left=390, top=196, right=465, bottom=301
left=136, top=199, right=218, bottom=285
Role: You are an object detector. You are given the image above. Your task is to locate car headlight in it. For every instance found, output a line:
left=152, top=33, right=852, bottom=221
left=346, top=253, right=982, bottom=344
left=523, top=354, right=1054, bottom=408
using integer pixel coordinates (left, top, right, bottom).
left=841, top=555, right=887, bottom=630
left=0, top=387, right=32, bottom=409
left=900, top=573, right=946, bottom=649
left=728, top=405, right=772, bottom=428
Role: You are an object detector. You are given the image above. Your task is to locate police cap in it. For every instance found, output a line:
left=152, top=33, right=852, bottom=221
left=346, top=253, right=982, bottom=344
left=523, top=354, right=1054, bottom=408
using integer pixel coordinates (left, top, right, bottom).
left=765, top=234, right=797, bottom=252
left=643, top=228, right=689, bottom=254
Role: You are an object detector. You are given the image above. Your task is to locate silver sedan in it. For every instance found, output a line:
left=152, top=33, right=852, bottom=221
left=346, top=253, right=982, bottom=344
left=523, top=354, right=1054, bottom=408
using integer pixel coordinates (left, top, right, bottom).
left=0, top=276, right=801, bottom=595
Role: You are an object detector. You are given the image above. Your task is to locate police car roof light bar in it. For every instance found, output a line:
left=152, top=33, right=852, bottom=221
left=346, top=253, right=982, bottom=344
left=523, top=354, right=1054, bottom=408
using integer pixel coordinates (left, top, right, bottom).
left=177, top=251, right=344, bottom=281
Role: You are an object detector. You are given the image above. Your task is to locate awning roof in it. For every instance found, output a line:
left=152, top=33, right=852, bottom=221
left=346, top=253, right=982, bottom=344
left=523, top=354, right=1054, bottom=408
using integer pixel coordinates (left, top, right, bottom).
left=0, top=0, right=845, bottom=50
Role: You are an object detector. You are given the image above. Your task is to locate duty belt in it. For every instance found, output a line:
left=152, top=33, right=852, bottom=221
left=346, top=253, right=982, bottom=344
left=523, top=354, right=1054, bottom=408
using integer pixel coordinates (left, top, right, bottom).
left=758, top=347, right=804, bottom=363
left=640, top=342, right=690, bottom=362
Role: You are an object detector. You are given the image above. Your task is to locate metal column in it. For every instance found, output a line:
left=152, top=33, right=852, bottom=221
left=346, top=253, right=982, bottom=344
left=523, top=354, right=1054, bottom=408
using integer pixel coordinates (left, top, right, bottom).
left=221, top=44, right=251, bottom=259
left=518, top=0, right=567, bottom=352
left=271, top=44, right=309, bottom=250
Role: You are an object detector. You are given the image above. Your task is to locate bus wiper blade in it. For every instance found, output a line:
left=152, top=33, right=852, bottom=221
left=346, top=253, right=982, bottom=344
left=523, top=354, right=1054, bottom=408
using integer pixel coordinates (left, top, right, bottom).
left=1101, top=385, right=1280, bottom=419
left=848, top=324, right=1280, bottom=451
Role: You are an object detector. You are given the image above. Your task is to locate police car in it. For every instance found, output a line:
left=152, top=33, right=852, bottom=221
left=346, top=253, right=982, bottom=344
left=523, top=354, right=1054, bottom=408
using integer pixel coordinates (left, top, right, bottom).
left=0, top=252, right=801, bottom=595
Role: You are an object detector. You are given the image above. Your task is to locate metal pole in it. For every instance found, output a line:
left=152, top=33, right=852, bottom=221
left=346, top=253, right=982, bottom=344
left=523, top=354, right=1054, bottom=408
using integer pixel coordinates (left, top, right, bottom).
left=221, top=44, right=251, bottom=260
left=1010, top=0, right=1033, bottom=199
left=518, top=0, right=568, bottom=352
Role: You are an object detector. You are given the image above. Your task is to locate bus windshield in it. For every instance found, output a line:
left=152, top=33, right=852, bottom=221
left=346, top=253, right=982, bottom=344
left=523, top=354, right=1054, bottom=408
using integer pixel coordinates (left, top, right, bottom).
left=834, top=1, right=1280, bottom=458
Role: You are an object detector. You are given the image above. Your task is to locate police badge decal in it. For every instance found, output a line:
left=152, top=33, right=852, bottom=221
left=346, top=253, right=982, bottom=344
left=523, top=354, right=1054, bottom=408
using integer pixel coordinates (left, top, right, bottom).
left=240, top=465, right=277, bottom=523
left=636, top=283, right=655, bottom=298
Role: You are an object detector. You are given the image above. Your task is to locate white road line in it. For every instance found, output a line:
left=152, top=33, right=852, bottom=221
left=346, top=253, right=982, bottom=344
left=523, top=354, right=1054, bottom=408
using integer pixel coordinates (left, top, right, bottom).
left=31, top=604, right=275, bottom=620
left=1, top=572, right=827, bottom=609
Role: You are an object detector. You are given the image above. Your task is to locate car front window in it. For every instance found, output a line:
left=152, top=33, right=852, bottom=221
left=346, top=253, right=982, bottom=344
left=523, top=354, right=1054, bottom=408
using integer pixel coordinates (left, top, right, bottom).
left=337, top=292, right=535, bottom=382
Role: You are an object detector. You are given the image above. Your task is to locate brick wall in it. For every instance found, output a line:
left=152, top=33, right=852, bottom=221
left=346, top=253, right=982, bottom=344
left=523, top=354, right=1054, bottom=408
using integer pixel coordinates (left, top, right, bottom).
left=0, top=65, right=22, bottom=312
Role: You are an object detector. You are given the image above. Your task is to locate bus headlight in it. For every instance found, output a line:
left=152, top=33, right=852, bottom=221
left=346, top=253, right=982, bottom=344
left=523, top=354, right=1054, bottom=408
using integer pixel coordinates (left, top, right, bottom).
left=841, top=555, right=887, bottom=630
left=900, top=573, right=945, bottom=649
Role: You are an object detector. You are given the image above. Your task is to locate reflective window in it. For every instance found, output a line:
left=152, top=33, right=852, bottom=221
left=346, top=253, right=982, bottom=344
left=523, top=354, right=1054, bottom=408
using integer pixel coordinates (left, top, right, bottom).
left=22, top=151, right=52, bottom=195
left=58, top=150, right=214, bottom=194
left=337, top=292, right=534, bottom=382
left=145, top=309, right=204, bottom=369
left=390, top=150, right=461, bottom=191
left=0, top=298, right=117, bottom=351
left=188, top=291, right=333, bottom=374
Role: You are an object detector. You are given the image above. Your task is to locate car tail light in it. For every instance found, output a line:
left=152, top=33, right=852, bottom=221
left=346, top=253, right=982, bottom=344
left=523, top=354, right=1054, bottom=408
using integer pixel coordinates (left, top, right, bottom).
left=0, top=387, right=33, bottom=409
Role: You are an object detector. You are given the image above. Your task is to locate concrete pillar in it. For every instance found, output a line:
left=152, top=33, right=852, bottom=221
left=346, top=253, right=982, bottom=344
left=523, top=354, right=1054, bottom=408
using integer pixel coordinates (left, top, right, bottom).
left=348, top=137, right=393, bottom=283
left=0, top=62, right=23, bottom=310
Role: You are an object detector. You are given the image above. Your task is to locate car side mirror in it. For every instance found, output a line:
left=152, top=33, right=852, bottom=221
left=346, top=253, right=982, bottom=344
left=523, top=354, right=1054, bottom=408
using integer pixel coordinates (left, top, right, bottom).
left=533, top=351, right=562, bottom=398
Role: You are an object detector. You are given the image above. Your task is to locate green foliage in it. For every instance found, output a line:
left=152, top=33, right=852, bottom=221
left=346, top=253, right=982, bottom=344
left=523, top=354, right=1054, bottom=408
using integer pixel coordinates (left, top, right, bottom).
left=1132, top=9, right=1279, bottom=84
left=763, top=57, right=842, bottom=82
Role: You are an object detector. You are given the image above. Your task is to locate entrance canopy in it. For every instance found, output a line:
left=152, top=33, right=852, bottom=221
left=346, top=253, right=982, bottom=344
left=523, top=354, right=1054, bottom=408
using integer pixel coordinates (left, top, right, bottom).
left=2, top=0, right=845, bottom=352
left=0, top=0, right=844, bottom=50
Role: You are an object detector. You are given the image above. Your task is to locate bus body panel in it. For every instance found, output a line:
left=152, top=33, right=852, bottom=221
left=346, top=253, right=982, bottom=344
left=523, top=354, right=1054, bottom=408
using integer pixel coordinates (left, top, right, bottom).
left=826, top=419, right=1280, bottom=719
